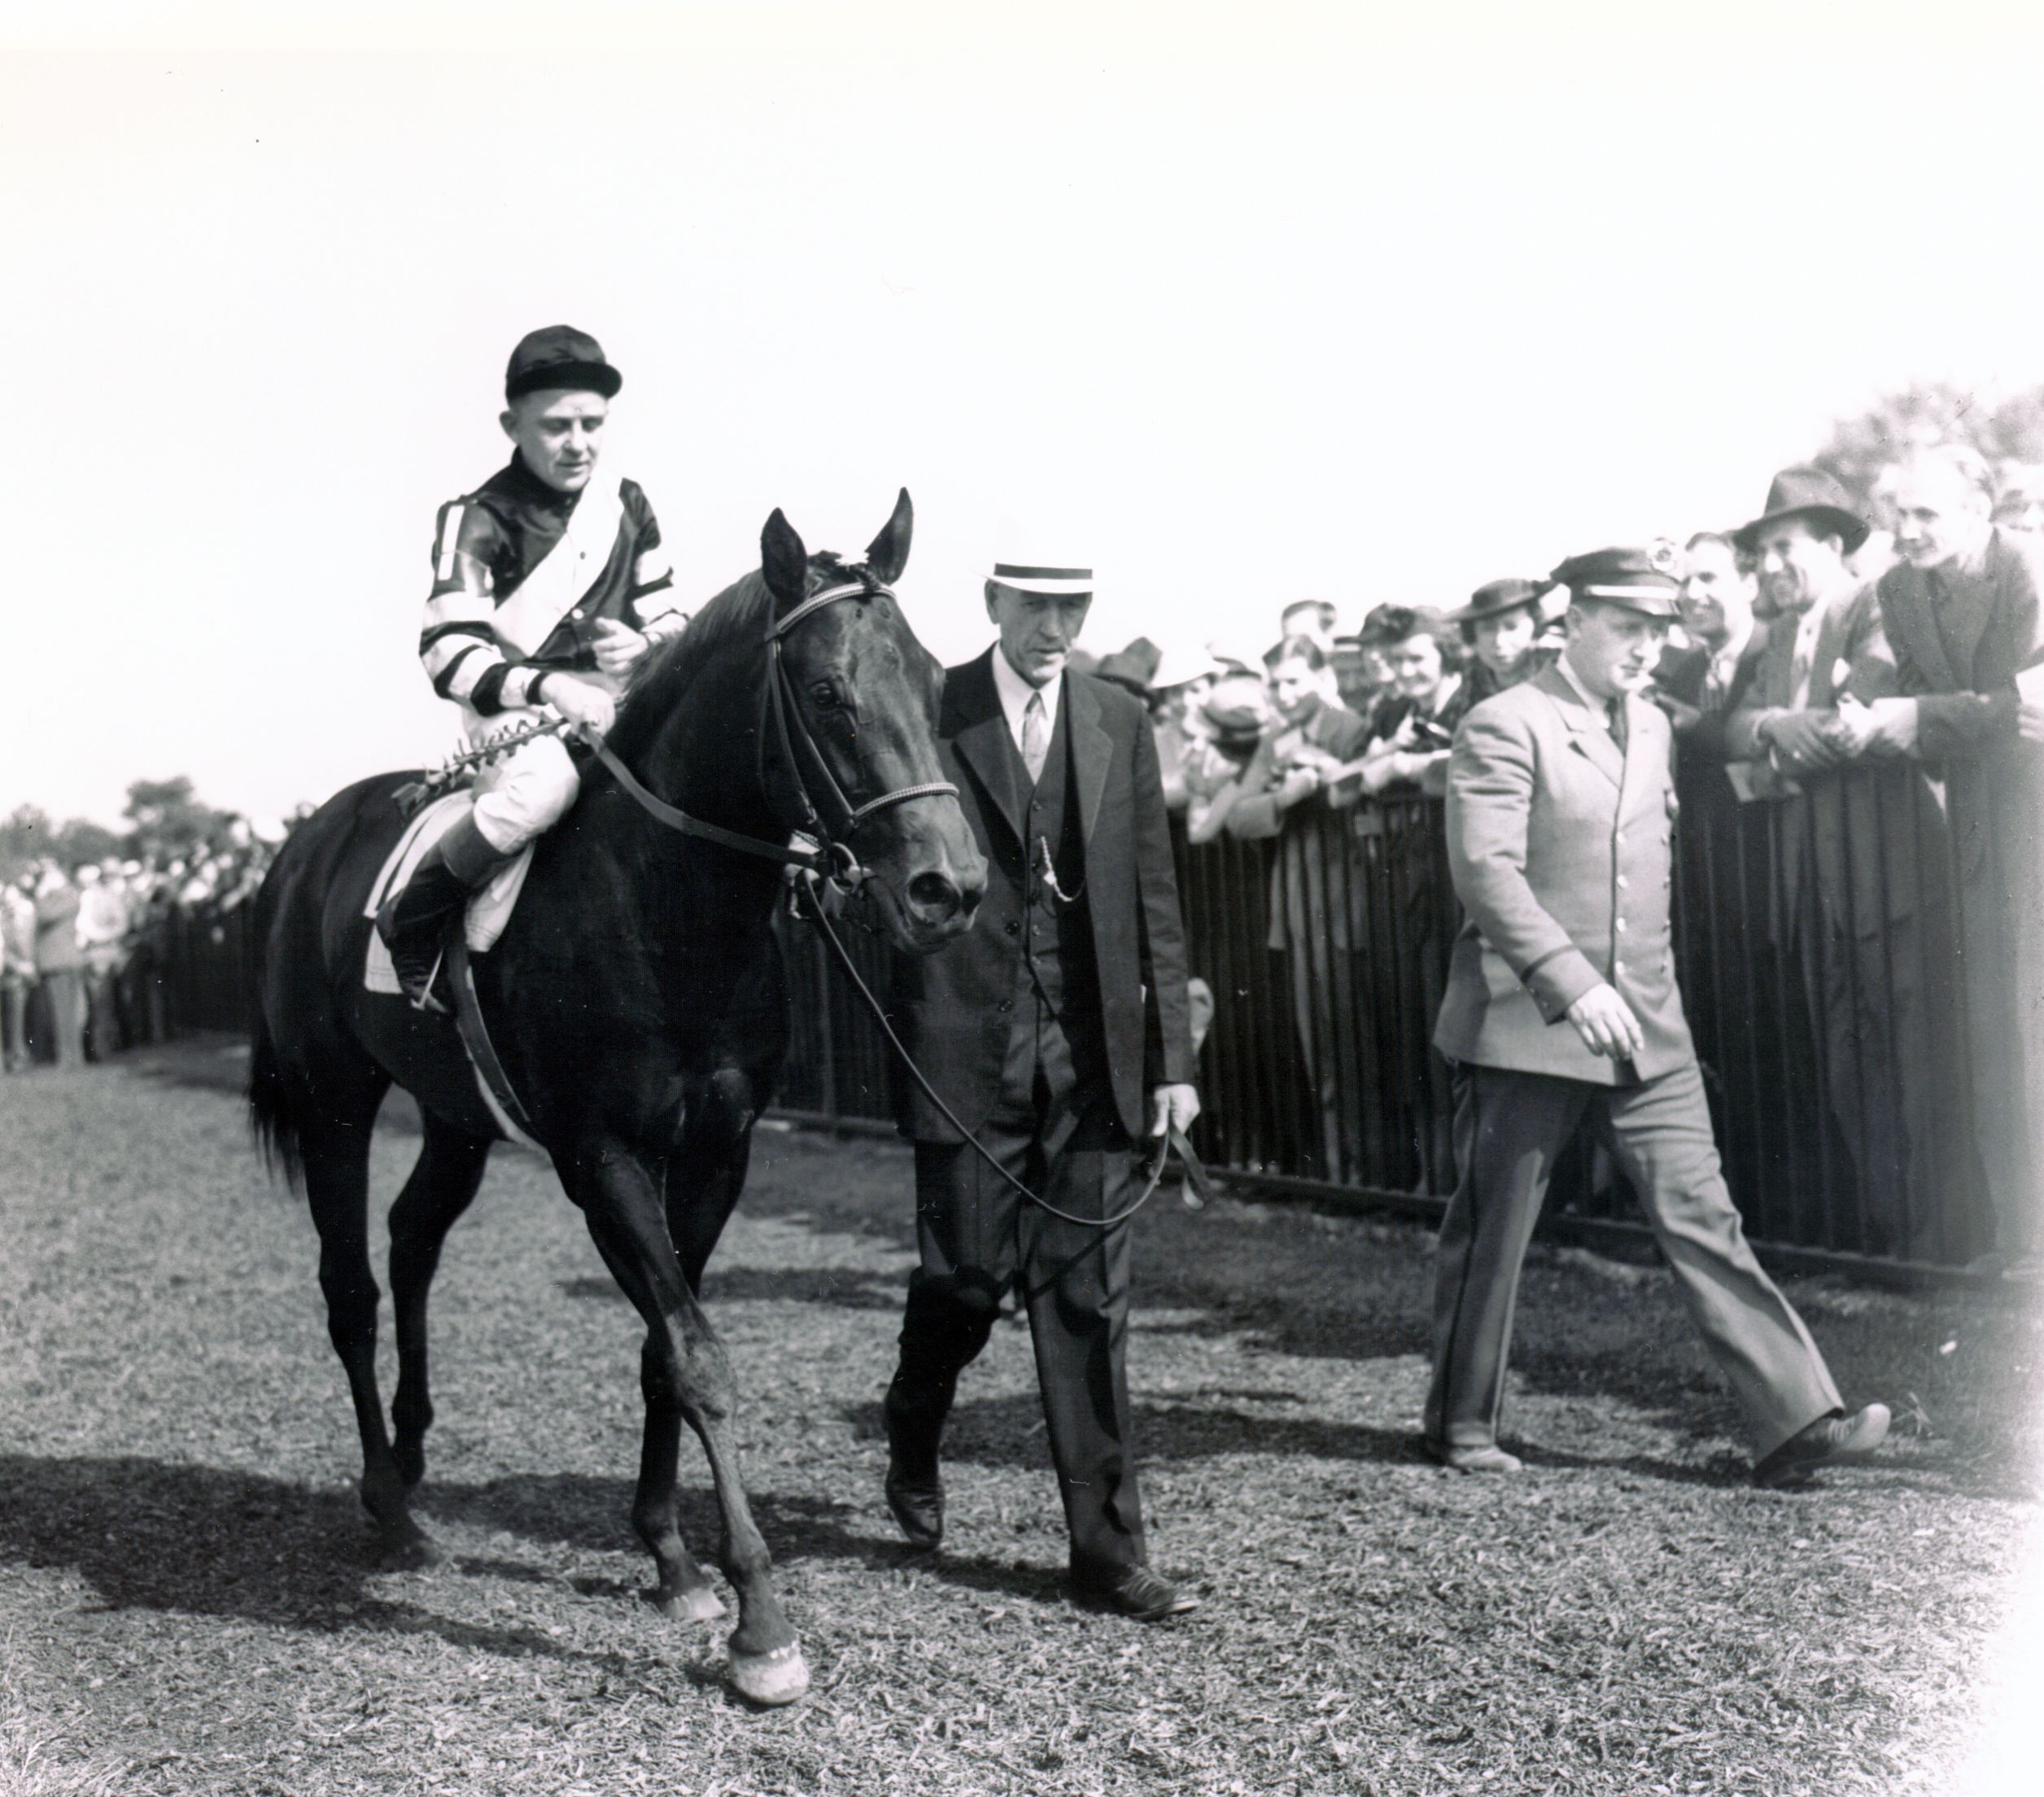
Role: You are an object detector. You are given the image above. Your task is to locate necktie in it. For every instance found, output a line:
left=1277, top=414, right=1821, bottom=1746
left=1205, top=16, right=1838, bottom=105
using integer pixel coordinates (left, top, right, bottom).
left=1606, top=696, right=1629, bottom=754
left=1788, top=602, right=1825, bottom=709
left=1021, top=689, right=1050, bottom=784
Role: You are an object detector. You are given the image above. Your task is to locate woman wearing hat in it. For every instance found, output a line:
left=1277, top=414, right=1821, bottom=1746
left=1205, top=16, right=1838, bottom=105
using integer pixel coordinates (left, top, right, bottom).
left=1456, top=578, right=1561, bottom=706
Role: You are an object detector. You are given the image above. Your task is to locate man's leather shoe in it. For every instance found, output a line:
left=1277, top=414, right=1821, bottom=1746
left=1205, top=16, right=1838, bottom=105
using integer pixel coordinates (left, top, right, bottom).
left=1753, top=1402, right=1890, bottom=1488
left=1075, top=1564, right=1200, bottom=1621
left=1425, top=1439, right=1524, bottom=1474
left=884, top=1463, right=943, bottom=1550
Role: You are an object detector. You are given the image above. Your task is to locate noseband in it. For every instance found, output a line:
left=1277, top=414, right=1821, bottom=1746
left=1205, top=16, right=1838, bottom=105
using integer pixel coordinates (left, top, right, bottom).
left=587, top=575, right=956, bottom=881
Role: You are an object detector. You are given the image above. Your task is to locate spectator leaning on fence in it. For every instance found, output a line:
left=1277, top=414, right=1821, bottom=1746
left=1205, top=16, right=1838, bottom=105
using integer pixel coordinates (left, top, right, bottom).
left=1355, top=606, right=1467, bottom=796
left=1720, top=466, right=1968, bottom=1261
left=1652, top=531, right=1768, bottom=761
left=1427, top=544, right=1889, bottom=1484
left=1181, top=673, right=1275, bottom=843
left=1869, top=444, right=2044, bottom=1269
left=1454, top=578, right=1560, bottom=709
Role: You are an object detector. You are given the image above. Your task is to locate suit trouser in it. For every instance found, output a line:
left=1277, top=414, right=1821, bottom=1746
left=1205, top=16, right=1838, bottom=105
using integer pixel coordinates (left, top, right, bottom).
left=1426, top=1059, right=1842, bottom=1460
left=892, top=996, right=1147, bottom=1581
left=38, top=970, right=83, bottom=1069
left=1, top=976, right=29, bottom=1067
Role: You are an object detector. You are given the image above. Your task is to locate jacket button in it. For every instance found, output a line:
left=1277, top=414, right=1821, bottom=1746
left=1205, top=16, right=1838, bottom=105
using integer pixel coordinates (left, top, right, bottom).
left=1614, top=960, right=1626, bottom=975
left=1616, top=918, right=1627, bottom=933
left=1616, top=873, right=1629, bottom=890
left=1004, top=920, right=1019, bottom=936
left=997, top=999, right=1013, bottom=1014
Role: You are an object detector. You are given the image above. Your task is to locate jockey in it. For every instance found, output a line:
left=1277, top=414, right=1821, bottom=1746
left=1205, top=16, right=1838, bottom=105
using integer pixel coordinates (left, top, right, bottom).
left=378, top=325, right=687, bottom=1009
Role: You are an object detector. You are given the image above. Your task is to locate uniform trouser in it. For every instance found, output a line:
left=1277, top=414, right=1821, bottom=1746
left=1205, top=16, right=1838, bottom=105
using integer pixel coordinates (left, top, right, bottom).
left=1426, top=1060, right=1842, bottom=1461
left=893, top=996, right=1147, bottom=1581
left=463, top=703, right=590, bottom=856
left=38, top=970, right=83, bottom=1069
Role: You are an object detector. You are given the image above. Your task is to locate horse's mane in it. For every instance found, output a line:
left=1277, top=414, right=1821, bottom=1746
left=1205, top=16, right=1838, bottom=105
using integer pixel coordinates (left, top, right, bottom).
left=606, top=552, right=868, bottom=763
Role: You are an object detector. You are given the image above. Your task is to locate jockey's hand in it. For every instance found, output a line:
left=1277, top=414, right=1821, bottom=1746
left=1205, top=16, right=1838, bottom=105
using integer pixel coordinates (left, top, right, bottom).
left=1147, top=1082, right=1201, bottom=1139
left=592, top=619, right=649, bottom=676
left=544, top=675, right=617, bottom=739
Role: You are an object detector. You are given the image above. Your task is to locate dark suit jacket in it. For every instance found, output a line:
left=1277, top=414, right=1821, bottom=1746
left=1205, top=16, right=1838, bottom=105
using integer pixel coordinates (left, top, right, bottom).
left=1433, top=665, right=1693, bottom=1087
left=1877, top=530, right=2044, bottom=886
left=1723, top=584, right=1929, bottom=936
left=887, top=648, right=1196, bottom=1142
left=1653, top=621, right=1771, bottom=763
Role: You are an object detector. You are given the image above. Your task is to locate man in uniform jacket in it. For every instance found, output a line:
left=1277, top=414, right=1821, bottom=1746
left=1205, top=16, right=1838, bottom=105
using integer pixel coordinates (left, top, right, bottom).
left=1855, top=444, right=2044, bottom=1266
left=881, top=545, right=1202, bottom=1620
left=1428, top=547, right=1888, bottom=1485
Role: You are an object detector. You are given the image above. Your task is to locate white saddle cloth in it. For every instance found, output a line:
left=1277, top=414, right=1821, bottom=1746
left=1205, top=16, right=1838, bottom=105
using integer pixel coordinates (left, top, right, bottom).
left=361, top=794, right=535, bottom=996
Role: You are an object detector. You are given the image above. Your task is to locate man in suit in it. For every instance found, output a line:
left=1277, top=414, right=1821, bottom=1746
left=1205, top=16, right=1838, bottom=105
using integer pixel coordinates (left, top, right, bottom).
left=1854, top=444, right=2044, bottom=1266
left=880, top=543, right=1203, bottom=1620
left=1652, top=531, right=1769, bottom=762
left=1427, top=547, right=1888, bottom=1484
left=1724, top=468, right=1975, bottom=1262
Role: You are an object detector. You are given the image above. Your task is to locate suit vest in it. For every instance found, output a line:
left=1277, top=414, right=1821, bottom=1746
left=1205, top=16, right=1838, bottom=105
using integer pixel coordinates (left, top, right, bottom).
left=1002, top=695, right=1098, bottom=1019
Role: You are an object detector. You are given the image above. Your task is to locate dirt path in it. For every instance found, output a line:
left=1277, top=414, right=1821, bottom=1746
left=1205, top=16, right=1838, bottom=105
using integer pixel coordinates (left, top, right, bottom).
left=1, top=1046, right=2036, bottom=1795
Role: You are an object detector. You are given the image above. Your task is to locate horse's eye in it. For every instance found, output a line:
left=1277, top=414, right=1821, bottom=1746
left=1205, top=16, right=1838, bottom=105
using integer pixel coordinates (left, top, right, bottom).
left=810, top=681, right=840, bottom=710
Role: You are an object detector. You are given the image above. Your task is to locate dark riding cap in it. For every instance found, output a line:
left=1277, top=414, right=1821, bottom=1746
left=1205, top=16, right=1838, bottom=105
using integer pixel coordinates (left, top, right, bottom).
left=505, top=325, right=623, bottom=402
left=1549, top=547, right=1681, bottom=620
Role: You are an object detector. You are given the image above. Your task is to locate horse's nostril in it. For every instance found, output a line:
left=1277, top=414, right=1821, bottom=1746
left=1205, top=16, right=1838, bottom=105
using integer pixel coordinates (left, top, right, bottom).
left=907, top=872, right=960, bottom=920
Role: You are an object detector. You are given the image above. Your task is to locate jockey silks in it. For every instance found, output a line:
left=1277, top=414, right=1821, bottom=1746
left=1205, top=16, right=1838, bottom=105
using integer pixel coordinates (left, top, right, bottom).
left=419, top=451, right=682, bottom=718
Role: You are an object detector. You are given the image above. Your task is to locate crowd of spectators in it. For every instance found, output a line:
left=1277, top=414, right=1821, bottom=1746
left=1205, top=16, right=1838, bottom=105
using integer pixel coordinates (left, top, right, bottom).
left=0, top=825, right=284, bottom=1071
left=1071, top=442, right=2043, bottom=1275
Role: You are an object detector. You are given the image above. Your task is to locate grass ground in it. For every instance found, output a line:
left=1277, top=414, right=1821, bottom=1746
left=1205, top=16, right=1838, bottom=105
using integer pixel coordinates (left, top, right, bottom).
left=1, top=1041, right=2038, bottom=1795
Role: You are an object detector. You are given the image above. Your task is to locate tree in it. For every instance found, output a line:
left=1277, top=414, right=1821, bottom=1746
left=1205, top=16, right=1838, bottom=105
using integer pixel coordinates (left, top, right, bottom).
left=1814, top=381, right=2044, bottom=510
left=122, top=776, right=236, bottom=863
left=0, top=802, right=122, bottom=879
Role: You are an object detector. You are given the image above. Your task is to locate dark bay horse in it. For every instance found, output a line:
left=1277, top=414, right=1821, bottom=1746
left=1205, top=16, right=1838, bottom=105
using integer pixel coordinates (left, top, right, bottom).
left=247, top=492, right=985, bottom=1705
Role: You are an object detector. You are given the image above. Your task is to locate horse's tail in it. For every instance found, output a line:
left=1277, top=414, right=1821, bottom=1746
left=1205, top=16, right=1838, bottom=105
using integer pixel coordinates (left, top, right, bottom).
left=247, top=885, right=304, bottom=1191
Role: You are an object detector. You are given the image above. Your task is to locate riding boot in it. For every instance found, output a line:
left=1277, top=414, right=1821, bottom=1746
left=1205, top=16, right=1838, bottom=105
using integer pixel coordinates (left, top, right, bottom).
left=376, top=812, right=508, bottom=1015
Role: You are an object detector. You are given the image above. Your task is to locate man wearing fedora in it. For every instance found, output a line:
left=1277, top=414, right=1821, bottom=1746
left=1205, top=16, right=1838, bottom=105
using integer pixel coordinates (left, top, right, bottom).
left=1652, top=531, right=1768, bottom=762
left=1866, top=444, right=2044, bottom=1266
left=879, top=546, right=1203, bottom=1620
left=378, top=325, right=688, bottom=1010
left=1725, top=466, right=1972, bottom=1261
left=1427, top=547, right=1888, bottom=1484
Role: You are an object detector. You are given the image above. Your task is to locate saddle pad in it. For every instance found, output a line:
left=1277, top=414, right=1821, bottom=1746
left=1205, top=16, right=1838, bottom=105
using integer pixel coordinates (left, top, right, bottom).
left=361, top=794, right=535, bottom=996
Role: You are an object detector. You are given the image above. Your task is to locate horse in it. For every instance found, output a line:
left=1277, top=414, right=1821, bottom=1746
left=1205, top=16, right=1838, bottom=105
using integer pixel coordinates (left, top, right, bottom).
left=247, top=491, right=986, bottom=1705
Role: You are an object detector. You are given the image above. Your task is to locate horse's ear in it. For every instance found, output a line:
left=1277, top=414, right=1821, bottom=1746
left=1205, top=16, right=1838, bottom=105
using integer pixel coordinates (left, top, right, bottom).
left=864, top=488, right=914, bottom=587
left=761, top=508, right=810, bottom=615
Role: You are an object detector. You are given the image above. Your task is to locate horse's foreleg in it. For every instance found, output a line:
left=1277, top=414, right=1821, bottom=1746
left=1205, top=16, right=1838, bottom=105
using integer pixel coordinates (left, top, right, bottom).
left=305, top=1132, right=433, bottom=1565
left=574, top=1147, right=806, bottom=1705
left=667, top=1065, right=761, bottom=1296
left=632, top=1338, right=725, bottom=1623
left=388, top=1114, right=493, bottom=1491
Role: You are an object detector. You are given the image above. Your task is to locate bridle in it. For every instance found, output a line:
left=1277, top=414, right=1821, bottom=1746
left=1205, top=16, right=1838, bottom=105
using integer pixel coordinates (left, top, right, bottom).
left=585, top=574, right=955, bottom=884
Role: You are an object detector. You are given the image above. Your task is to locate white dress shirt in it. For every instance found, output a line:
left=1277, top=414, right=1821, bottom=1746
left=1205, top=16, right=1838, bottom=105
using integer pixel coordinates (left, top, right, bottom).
left=989, top=644, right=1064, bottom=755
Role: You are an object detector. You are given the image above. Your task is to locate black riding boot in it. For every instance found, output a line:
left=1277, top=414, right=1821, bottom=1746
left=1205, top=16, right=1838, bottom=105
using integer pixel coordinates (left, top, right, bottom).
left=375, top=811, right=506, bottom=1014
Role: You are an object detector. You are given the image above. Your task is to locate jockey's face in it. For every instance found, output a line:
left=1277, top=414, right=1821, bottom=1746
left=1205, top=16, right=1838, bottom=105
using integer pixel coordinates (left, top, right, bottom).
left=500, top=389, right=608, bottom=492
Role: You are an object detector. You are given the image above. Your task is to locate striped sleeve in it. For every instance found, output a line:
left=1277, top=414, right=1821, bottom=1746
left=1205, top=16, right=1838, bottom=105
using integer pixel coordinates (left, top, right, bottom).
left=418, top=499, right=537, bottom=715
left=625, top=486, right=687, bottom=642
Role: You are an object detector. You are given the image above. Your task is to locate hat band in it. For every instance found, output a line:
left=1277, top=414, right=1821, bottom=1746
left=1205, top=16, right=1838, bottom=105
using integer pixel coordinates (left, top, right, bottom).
left=1579, top=584, right=1676, bottom=601
left=989, top=562, right=1093, bottom=596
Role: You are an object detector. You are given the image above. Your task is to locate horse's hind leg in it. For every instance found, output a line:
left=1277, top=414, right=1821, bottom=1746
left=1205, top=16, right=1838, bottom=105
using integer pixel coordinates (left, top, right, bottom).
left=571, top=1143, right=806, bottom=1705
left=389, top=1112, right=493, bottom=1491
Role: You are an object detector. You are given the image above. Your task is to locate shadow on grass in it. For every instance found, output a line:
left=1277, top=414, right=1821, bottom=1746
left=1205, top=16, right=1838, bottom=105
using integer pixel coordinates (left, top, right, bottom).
left=556, top=1268, right=906, bottom=1311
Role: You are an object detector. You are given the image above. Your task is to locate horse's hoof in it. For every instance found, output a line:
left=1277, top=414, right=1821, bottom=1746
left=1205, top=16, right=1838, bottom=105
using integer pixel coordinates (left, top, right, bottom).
left=652, top=1584, right=727, bottom=1624
left=727, top=1640, right=809, bottom=1707
left=360, top=1502, right=442, bottom=1570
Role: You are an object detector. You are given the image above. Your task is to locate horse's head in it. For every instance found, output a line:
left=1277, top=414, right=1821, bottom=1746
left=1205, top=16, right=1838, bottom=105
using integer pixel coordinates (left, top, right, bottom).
left=761, top=490, right=986, bottom=952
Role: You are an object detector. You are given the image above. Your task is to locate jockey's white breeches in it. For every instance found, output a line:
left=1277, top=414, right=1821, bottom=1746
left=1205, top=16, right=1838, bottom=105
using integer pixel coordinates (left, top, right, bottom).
left=461, top=676, right=618, bottom=855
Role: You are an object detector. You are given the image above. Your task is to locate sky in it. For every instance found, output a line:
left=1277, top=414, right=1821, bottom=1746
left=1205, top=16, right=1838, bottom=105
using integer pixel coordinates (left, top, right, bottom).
left=9, top=1, right=2044, bottom=829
